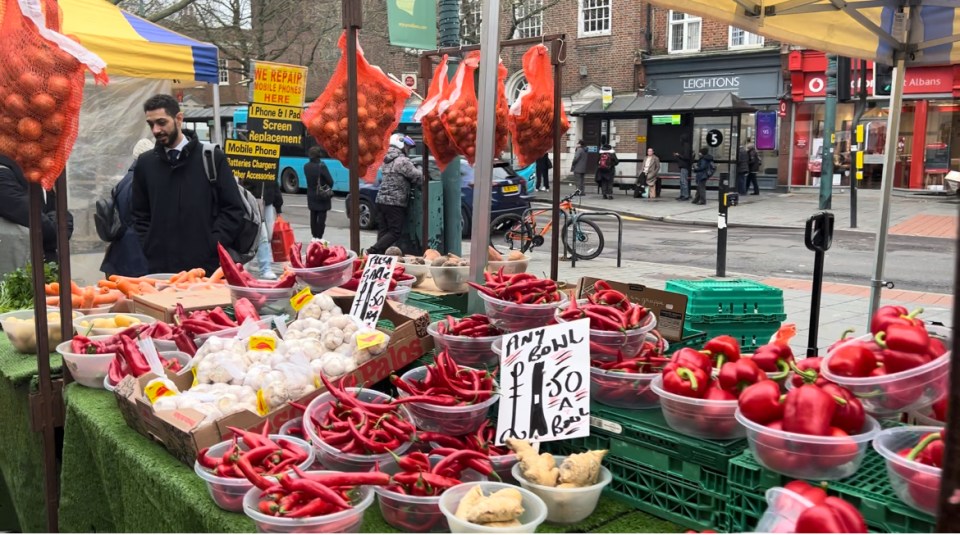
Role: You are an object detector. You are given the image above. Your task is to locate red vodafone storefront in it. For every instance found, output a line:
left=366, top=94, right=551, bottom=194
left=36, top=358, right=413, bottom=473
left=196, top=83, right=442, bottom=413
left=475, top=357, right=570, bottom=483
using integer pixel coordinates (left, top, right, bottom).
left=787, top=50, right=960, bottom=190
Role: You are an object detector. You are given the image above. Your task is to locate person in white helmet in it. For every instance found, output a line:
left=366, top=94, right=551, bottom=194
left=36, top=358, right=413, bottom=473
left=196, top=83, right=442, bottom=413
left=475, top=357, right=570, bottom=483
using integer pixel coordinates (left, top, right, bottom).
left=368, top=134, right=421, bottom=254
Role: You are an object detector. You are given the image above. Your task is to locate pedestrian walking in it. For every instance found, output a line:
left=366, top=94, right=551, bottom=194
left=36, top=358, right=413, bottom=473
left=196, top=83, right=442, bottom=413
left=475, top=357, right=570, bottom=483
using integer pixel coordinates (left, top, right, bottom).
left=692, top=147, right=715, bottom=205
left=535, top=153, right=551, bottom=191
left=674, top=142, right=693, bottom=201
left=100, top=138, right=154, bottom=278
left=640, top=148, right=661, bottom=199
left=132, top=94, right=245, bottom=274
left=736, top=143, right=749, bottom=195
left=571, top=140, right=588, bottom=193
left=243, top=177, right=283, bottom=280
left=595, top=143, right=618, bottom=199
left=304, top=146, right=334, bottom=240
left=368, top=134, right=422, bottom=255
left=745, top=137, right=761, bottom=195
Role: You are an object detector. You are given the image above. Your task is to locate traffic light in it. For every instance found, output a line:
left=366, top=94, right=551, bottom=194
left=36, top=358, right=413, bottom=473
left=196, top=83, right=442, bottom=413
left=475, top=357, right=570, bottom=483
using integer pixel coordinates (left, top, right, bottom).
left=836, top=57, right=851, bottom=102
left=874, top=64, right=894, bottom=96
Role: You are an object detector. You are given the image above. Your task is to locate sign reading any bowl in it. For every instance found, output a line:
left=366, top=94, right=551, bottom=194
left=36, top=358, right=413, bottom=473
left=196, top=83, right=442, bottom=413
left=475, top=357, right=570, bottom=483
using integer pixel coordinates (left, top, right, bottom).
left=349, top=254, right=398, bottom=328
left=495, top=318, right=591, bottom=445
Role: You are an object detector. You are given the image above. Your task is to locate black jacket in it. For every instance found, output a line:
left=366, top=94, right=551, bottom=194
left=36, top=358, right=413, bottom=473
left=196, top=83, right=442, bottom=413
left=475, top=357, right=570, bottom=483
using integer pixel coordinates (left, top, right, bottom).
left=131, top=130, right=245, bottom=274
left=675, top=149, right=693, bottom=171
left=0, top=155, right=73, bottom=263
left=304, top=159, right=334, bottom=212
left=100, top=163, right=149, bottom=277
left=242, top=178, right=283, bottom=213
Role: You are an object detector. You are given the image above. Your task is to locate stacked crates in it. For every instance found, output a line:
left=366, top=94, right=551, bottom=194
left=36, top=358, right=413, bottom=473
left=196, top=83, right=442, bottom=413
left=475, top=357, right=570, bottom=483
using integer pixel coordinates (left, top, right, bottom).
left=665, top=279, right=787, bottom=352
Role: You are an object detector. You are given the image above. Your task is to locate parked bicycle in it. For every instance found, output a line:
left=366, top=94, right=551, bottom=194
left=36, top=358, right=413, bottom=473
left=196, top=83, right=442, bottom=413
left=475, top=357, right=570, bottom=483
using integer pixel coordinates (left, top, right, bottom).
left=489, top=190, right=605, bottom=260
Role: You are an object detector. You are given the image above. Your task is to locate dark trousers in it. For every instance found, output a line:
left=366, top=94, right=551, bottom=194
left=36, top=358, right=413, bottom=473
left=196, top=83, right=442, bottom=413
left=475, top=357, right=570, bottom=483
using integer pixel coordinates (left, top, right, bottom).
left=694, top=179, right=707, bottom=204
left=310, top=209, right=328, bottom=239
left=369, top=203, right=406, bottom=254
left=736, top=172, right=748, bottom=194
left=536, top=168, right=550, bottom=190
left=746, top=172, right=759, bottom=194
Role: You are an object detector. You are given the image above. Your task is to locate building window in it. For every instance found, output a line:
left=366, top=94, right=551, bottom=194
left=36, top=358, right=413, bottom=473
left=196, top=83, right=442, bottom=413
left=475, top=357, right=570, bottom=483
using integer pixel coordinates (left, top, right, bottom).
left=578, top=0, right=611, bottom=38
left=460, top=0, right=482, bottom=45
left=668, top=11, right=701, bottom=53
left=218, top=59, right=229, bottom=85
left=506, top=71, right=529, bottom=104
left=514, top=0, right=543, bottom=39
left=729, top=27, right=764, bottom=48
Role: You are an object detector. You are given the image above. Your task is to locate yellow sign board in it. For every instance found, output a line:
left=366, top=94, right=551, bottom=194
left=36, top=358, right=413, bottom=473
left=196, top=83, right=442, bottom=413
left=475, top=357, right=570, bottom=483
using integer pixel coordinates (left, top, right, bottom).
left=856, top=151, right=864, bottom=169
left=856, top=124, right=865, bottom=144
left=636, top=135, right=647, bottom=143
left=251, top=61, right=308, bottom=107
left=224, top=139, right=281, bottom=181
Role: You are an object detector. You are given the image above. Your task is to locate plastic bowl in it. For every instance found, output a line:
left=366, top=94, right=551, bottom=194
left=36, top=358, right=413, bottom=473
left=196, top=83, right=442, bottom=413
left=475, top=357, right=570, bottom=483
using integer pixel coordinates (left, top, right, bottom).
left=821, top=327, right=951, bottom=415
left=304, top=388, right=414, bottom=472
left=78, top=303, right=119, bottom=315
left=194, top=316, right=277, bottom=345
left=227, top=284, right=296, bottom=317
left=279, top=417, right=306, bottom=441
left=908, top=408, right=944, bottom=427
left=873, top=425, right=943, bottom=515
left=439, top=482, right=548, bottom=533
left=242, top=472, right=374, bottom=532
left=375, top=455, right=487, bottom=533
left=398, top=260, right=429, bottom=286
left=755, top=487, right=816, bottom=533
left=398, top=366, right=499, bottom=435
left=555, top=300, right=657, bottom=361
left=72, top=313, right=156, bottom=337
left=429, top=265, right=471, bottom=293
left=490, top=454, right=521, bottom=485
left=395, top=274, right=416, bottom=288
left=195, top=434, right=315, bottom=513
left=57, top=336, right=115, bottom=388
left=387, top=285, right=412, bottom=304
left=288, top=251, right=357, bottom=292
left=736, top=409, right=880, bottom=480
left=511, top=455, right=612, bottom=524
left=591, top=367, right=660, bottom=410
left=427, top=320, right=502, bottom=369
left=479, top=291, right=568, bottom=333
left=650, top=375, right=744, bottom=440
left=486, top=255, right=531, bottom=275
left=0, top=308, right=84, bottom=354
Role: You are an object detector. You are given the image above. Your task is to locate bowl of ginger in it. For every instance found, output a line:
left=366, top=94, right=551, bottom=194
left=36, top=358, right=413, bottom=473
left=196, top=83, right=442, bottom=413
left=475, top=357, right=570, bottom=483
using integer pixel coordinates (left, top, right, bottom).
left=439, top=482, right=547, bottom=533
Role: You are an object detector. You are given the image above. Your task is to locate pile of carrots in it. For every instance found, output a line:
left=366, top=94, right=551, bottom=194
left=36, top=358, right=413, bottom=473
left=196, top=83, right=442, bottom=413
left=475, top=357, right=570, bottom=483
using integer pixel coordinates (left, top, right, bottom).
left=45, top=268, right=225, bottom=308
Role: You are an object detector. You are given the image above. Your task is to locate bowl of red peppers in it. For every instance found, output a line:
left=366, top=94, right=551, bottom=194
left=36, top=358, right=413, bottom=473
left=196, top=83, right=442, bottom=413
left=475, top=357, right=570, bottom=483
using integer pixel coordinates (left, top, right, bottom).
left=57, top=336, right=117, bottom=388
left=756, top=482, right=869, bottom=533
left=590, top=334, right=668, bottom=409
left=427, top=316, right=504, bottom=369
left=555, top=292, right=657, bottom=362
left=288, top=242, right=358, bottom=292
left=471, top=272, right=567, bottom=332
left=872, top=426, right=943, bottom=515
left=194, top=429, right=315, bottom=512
left=821, top=312, right=950, bottom=415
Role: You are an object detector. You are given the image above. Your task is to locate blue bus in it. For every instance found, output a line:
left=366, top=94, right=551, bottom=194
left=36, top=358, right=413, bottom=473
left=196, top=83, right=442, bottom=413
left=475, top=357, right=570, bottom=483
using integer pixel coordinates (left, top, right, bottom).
left=231, top=105, right=535, bottom=194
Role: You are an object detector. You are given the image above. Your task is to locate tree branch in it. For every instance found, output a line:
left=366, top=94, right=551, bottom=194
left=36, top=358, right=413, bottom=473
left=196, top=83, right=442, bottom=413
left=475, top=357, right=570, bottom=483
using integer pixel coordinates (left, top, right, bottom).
left=147, top=0, right=199, bottom=21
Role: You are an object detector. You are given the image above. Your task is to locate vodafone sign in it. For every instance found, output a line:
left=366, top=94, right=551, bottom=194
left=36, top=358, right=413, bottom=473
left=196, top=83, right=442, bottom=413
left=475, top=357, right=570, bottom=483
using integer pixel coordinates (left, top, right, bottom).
left=803, top=66, right=953, bottom=97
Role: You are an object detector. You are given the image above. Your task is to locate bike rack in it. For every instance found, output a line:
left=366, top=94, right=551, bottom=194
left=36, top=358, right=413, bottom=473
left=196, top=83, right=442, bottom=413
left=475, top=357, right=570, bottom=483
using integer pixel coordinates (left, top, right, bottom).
left=569, top=212, right=623, bottom=268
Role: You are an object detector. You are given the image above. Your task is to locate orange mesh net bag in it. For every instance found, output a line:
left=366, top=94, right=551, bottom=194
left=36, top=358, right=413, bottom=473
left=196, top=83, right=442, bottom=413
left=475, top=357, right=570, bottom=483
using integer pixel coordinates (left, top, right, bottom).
left=302, top=32, right=412, bottom=182
left=0, top=0, right=108, bottom=190
left=414, top=55, right=458, bottom=172
left=508, top=44, right=569, bottom=169
left=439, top=52, right=509, bottom=166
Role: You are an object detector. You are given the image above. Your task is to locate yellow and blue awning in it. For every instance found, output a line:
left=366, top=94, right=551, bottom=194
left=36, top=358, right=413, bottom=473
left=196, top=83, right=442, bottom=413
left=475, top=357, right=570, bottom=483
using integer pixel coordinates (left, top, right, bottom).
left=59, top=0, right=219, bottom=83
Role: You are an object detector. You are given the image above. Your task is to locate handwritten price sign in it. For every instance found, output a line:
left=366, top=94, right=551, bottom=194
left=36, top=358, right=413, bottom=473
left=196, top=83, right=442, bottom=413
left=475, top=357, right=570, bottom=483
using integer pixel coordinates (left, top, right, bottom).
left=348, top=254, right=397, bottom=328
left=495, top=318, right=591, bottom=444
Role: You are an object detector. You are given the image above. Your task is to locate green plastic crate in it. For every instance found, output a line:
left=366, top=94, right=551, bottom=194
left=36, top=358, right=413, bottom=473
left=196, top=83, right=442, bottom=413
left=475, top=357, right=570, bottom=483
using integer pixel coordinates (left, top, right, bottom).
left=670, top=328, right=708, bottom=351
left=725, top=449, right=935, bottom=533
left=667, top=279, right=785, bottom=317
left=684, top=318, right=784, bottom=352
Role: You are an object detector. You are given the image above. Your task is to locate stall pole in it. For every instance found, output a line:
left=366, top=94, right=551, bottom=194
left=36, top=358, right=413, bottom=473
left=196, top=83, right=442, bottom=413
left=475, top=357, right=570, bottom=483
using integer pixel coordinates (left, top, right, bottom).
left=819, top=54, right=838, bottom=210
left=937, top=206, right=960, bottom=530
left=211, top=84, right=223, bottom=145
left=343, top=0, right=362, bottom=254
left=55, top=173, right=73, bottom=374
left=850, top=59, right=868, bottom=229
left=419, top=56, right=432, bottom=251
left=803, top=212, right=834, bottom=357
left=549, top=38, right=564, bottom=282
left=786, top=103, right=796, bottom=193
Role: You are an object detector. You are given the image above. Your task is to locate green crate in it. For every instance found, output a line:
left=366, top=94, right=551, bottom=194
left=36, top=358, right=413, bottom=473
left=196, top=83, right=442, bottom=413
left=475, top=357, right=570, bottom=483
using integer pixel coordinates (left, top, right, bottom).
left=670, top=328, right=708, bottom=351
left=410, top=290, right=468, bottom=316
left=725, top=449, right=935, bottom=533
left=684, top=318, right=784, bottom=352
left=667, top=279, right=785, bottom=317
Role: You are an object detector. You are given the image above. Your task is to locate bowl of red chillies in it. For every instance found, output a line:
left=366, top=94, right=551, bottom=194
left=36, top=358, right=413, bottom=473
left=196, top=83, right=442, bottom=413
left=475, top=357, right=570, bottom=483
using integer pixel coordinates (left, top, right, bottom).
left=288, top=248, right=358, bottom=292
left=194, top=433, right=315, bottom=512
left=427, top=316, right=504, bottom=369
left=395, top=362, right=499, bottom=436
left=242, top=471, right=375, bottom=533
left=556, top=299, right=657, bottom=362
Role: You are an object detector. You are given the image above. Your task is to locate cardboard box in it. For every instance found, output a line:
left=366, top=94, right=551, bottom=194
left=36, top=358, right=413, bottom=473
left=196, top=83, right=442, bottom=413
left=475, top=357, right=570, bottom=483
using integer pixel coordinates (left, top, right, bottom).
left=132, top=287, right=234, bottom=323
left=576, top=277, right=688, bottom=342
left=114, top=294, right=434, bottom=466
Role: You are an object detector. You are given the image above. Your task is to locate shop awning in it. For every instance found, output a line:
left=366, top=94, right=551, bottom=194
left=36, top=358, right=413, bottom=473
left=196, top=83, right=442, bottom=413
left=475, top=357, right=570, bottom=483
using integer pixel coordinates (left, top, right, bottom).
left=59, top=0, right=219, bottom=83
left=572, top=91, right=756, bottom=118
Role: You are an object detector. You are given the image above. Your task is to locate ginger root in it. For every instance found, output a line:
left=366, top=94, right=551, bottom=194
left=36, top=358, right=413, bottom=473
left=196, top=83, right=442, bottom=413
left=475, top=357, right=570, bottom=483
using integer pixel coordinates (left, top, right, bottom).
left=558, top=449, right=608, bottom=487
left=455, top=486, right=525, bottom=526
left=507, top=438, right=559, bottom=487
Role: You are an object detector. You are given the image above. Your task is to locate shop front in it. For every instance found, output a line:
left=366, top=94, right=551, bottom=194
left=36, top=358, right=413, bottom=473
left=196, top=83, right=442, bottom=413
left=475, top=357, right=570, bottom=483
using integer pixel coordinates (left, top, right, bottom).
left=787, top=50, right=960, bottom=190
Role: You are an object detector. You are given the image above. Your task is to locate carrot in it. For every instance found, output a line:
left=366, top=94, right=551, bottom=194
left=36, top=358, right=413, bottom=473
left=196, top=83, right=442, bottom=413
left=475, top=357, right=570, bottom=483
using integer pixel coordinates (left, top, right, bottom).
left=70, top=280, right=82, bottom=295
left=169, top=271, right=188, bottom=283
left=98, top=280, right=118, bottom=290
left=45, top=283, right=59, bottom=296
left=117, top=279, right=139, bottom=297
left=46, top=296, right=58, bottom=306
left=209, top=268, right=224, bottom=283
left=92, top=291, right=120, bottom=305
left=81, top=287, right=95, bottom=309
left=190, top=268, right=206, bottom=279
left=139, top=282, right=158, bottom=294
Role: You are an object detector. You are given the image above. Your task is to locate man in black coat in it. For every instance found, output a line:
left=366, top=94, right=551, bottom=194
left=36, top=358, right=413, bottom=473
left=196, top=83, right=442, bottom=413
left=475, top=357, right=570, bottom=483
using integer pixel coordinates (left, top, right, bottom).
left=0, top=155, right=73, bottom=265
left=132, top=94, right=245, bottom=274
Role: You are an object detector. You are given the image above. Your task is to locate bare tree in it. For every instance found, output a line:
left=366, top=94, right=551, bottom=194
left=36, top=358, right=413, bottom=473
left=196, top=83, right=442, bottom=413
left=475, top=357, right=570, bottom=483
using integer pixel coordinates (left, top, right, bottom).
left=459, top=0, right=561, bottom=45
left=110, top=0, right=199, bottom=22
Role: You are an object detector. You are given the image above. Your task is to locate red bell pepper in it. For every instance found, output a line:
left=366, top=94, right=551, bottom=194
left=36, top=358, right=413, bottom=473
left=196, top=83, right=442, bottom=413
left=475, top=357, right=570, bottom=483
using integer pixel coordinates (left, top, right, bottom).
left=908, top=471, right=942, bottom=512
left=703, top=382, right=737, bottom=401
left=753, top=420, right=801, bottom=474
left=704, top=335, right=740, bottom=368
left=665, top=347, right=713, bottom=376
left=879, top=347, right=930, bottom=375
left=783, top=385, right=836, bottom=436
left=789, top=357, right=830, bottom=388
left=929, top=338, right=948, bottom=359
left=878, top=322, right=930, bottom=356
left=288, top=242, right=305, bottom=269
left=816, top=427, right=860, bottom=468
left=783, top=480, right=828, bottom=505
left=932, top=397, right=947, bottom=422
left=234, top=298, right=261, bottom=325
left=900, top=431, right=945, bottom=468
left=217, top=243, right=246, bottom=286
left=751, top=343, right=794, bottom=380
left=717, top=358, right=766, bottom=393
left=795, top=497, right=867, bottom=533
left=738, top=380, right=784, bottom=424
left=820, top=383, right=865, bottom=435
left=870, top=305, right=923, bottom=336
left=827, top=341, right=877, bottom=377
left=661, top=366, right=708, bottom=398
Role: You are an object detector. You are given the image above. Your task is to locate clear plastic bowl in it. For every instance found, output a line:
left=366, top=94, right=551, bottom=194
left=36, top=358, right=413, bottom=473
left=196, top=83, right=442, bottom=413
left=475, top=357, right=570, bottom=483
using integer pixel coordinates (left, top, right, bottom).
left=591, top=367, right=660, bottom=409
left=72, top=313, right=156, bottom=337
left=398, top=366, right=499, bottom=435
left=427, top=320, right=502, bottom=369
left=194, top=316, right=277, bottom=345
left=279, top=417, right=306, bottom=440
left=479, top=291, right=568, bottom=333
left=736, top=409, right=880, bottom=480
left=57, top=336, right=115, bottom=388
left=76, top=303, right=117, bottom=316
left=873, top=425, right=943, bottom=515
left=511, top=455, right=612, bottom=524
left=242, top=472, right=374, bottom=532
left=650, top=375, right=744, bottom=440
left=395, top=274, right=416, bottom=288
left=821, top=326, right=951, bottom=415
left=398, top=260, right=429, bottom=286
left=429, top=265, right=471, bottom=293
left=387, top=285, right=412, bottom=304
left=303, top=388, right=414, bottom=472
left=375, top=455, right=487, bottom=533
left=439, top=482, right=548, bottom=533
left=227, top=284, right=296, bottom=318
left=555, top=301, right=657, bottom=362
left=195, top=434, right=315, bottom=513
left=908, top=408, right=944, bottom=426
left=486, top=256, right=531, bottom=275
left=755, top=487, right=815, bottom=533
left=288, top=251, right=357, bottom=292
left=0, top=308, right=84, bottom=354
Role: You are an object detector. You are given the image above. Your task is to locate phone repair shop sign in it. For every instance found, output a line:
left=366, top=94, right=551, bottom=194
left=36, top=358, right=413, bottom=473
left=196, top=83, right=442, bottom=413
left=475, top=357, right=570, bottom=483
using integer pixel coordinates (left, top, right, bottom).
left=246, top=103, right=305, bottom=145
left=251, top=61, right=309, bottom=107
left=224, top=139, right=280, bottom=181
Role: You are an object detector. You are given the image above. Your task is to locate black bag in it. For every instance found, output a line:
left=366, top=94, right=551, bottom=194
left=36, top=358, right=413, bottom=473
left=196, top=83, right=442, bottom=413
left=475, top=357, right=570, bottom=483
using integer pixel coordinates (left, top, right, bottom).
left=316, top=184, right=334, bottom=201
left=201, top=142, right=261, bottom=264
left=94, top=185, right=124, bottom=242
